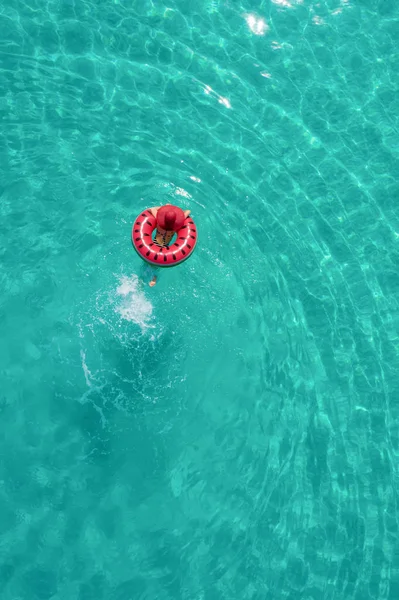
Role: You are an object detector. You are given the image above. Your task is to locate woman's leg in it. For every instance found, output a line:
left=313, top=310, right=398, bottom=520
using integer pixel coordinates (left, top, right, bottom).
left=139, top=263, right=160, bottom=286
left=148, top=265, right=160, bottom=287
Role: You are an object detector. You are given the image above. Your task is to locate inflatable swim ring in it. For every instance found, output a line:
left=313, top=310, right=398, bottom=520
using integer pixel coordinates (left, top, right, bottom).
left=132, top=209, right=197, bottom=267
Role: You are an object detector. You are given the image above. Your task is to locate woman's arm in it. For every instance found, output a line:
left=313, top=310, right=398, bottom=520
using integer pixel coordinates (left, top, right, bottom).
left=184, top=209, right=191, bottom=218
left=150, top=206, right=161, bottom=218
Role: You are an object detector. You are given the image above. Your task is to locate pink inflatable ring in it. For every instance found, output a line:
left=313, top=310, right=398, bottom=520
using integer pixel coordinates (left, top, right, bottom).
left=132, top=209, right=197, bottom=267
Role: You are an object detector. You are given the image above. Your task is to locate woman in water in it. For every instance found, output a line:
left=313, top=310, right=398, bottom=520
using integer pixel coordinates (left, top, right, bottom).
left=147, top=204, right=191, bottom=286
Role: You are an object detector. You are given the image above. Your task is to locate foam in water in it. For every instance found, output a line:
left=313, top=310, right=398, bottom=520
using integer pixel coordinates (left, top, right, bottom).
left=116, top=275, right=154, bottom=333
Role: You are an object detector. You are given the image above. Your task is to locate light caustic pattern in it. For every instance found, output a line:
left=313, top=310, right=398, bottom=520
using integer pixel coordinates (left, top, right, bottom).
left=0, top=0, right=399, bottom=599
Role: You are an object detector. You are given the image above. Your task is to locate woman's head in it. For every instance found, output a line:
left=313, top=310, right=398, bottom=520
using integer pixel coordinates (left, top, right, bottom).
left=156, top=204, right=185, bottom=232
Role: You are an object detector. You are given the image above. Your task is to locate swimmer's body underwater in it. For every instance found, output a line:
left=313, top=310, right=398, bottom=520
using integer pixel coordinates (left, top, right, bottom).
left=147, top=204, right=191, bottom=286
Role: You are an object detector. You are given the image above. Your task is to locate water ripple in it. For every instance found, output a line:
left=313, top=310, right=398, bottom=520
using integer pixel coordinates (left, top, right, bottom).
left=1, top=0, right=399, bottom=598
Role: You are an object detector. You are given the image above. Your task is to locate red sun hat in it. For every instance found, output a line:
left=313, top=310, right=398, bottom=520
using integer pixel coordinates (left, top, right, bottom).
left=156, top=204, right=185, bottom=232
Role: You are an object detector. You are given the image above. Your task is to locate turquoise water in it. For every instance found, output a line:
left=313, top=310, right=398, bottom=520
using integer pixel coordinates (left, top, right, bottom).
left=1, top=0, right=399, bottom=598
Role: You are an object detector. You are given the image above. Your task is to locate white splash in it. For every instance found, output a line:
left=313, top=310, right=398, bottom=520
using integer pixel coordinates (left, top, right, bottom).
left=175, top=186, right=192, bottom=198
left=271, top=0, right=304, bottom=6
left=245, top=14, right=269, bottom=35
left=272, top=0, right=292, bottom=6
left=80, top=349, right=92, bottom=386
left=116, top=275, right=154, bottom=332
left=203, top=84, right=232, bottom=109
left=218, top=96, right=231, bottom=108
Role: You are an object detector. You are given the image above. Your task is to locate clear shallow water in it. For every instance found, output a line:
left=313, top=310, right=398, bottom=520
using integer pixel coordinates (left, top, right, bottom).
left=1, top=0, right=399, bottom=598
